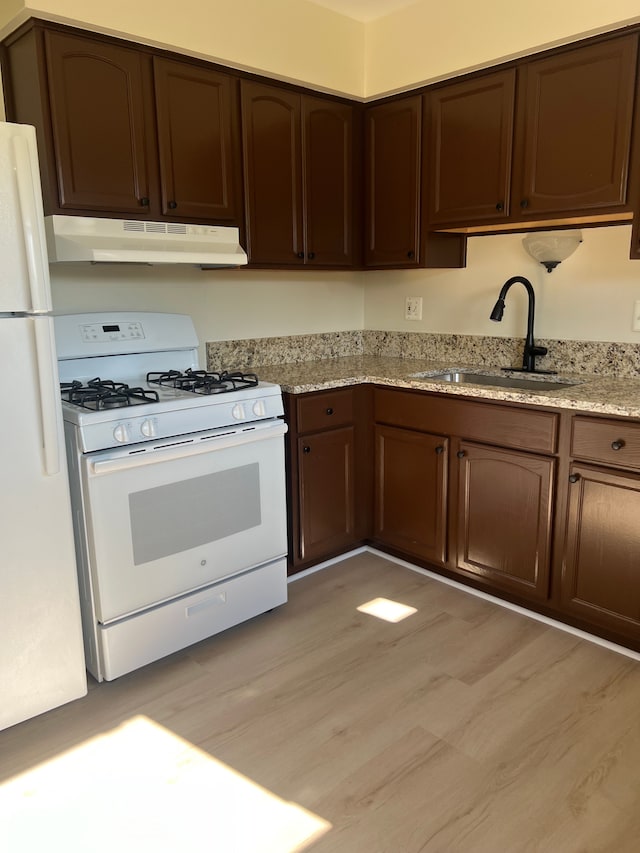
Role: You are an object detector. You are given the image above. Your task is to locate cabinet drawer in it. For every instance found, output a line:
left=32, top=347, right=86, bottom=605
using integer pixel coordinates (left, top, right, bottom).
left=571, top=417, right=640, bottom=470
left=374, top=388, right=558, bottom=453
left=297, top=388, right=354, bottom=433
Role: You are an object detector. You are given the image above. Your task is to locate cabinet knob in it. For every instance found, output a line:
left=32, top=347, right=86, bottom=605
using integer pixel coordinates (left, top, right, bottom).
left=140, top=197, right=150, bottom=207
left=326, top=407, right=334, bottom=415
left=297, top=251, right=305, bottom=259
left=302, top=445, right=311, bottom=454
left=520, top=199, right=529, bottom=209
left=168, top=200, right=178, bottom=210
left=435, top=445, right=444, bottom=454
left=569, top=473, right=580, bottom=483
left=308, top=252, right=316, bottom=260
left=611, top=439, right=625, bottom=451
left=495, top=201, right=504, bottom=212
left=456, top=450, right=465, bottom=459
left=407, top=250, right=415, bottom=259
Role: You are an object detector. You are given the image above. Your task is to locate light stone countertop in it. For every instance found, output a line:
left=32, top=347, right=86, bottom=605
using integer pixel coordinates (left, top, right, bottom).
left=254, top=355, right=640, bottom=419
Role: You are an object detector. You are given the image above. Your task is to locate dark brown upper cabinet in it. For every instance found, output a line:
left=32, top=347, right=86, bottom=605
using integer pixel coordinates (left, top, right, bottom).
left=426, top=70, right=516, bottom=226
left=2, top=24, right=243, bottom=225
left=426, top=34, right=638, bottom=231
left=303, top=96, right=356, bottom=266
left=44, top=30, right=152, bottom=215
left=365, top=95, right=422, bottom=266
left=152, top=58, right=242, bottom=222
left=365, top=94, right=467, bottom=268
left=241, top=80, right=355, bottom=267
left=514, top=36, right=638, bottom=219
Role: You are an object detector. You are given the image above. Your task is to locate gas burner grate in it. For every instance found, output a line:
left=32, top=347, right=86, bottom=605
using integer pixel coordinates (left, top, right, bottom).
left=146, top=368, right=259, bottom=395
left=61, top=378, right=160, bottom=410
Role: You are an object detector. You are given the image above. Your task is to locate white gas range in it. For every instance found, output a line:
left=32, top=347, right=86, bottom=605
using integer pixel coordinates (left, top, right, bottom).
left=56, top=312, right=288, bottom=682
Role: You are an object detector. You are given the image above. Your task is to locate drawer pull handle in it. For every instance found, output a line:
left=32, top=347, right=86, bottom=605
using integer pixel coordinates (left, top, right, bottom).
left=302, top=445, right=311, bottom=454
left=611, top=439, right=625, bottom=451
left=435, top=445, right=444, bottom=454
left=569, top=473, right=580, bottom=483
left=326, top=407, right=334, bottom=415
left=457, top=450, right=465, bottom=459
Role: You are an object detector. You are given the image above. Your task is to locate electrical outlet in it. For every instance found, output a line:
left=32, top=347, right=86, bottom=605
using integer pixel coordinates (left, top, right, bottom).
left=405, top=296, right=423, bottom=321
left=633, top=300, right=640, bottom=331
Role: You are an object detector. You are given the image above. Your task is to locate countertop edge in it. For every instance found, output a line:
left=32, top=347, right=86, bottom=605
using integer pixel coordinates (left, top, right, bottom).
left=255, top=357, right=640, bottom=420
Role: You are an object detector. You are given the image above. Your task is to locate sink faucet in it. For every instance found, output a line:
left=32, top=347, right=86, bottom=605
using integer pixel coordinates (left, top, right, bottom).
left=489, top=276, right=554, bottom=374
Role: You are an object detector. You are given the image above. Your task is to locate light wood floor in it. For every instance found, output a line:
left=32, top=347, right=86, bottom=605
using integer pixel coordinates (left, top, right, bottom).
left=2, top=552, right=640, bottom=852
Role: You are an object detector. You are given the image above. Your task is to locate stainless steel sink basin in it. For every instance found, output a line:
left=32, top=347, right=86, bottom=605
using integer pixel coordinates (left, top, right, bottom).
left=413, top=371, right=579, bottom=392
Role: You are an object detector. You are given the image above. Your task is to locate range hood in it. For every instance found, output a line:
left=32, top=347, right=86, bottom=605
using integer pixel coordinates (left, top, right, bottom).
left=45, top=215, right=248, bottom=267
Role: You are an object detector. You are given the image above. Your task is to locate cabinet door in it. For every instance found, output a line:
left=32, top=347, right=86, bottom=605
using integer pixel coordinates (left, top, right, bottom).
left=426, top=70, right=515, bottom=225
left=44, top=30, right=151, bottom=214
left=241, top=81, right=303, bottom=265
left=365, top=96, right=422, bottom=267
left=153, top=58, right=242, bottom=223
left=374, top=425, right=448, bottom=564
left=514, top=36, right=638, bottom=216
left=297, top=427, right=356, bottom=564
left=303, top=96, right=354, bottom=266
left=562, top=464, right=640, bottom=640
left=455, top=442, right=554, bottom=601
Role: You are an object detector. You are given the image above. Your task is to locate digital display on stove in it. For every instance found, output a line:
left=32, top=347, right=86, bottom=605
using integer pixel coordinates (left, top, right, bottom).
left=79, top=321, right=145, bottom=343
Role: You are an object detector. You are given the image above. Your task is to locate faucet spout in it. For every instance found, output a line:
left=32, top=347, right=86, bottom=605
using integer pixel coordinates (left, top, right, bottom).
left=489, top=276, right=553, bottom=374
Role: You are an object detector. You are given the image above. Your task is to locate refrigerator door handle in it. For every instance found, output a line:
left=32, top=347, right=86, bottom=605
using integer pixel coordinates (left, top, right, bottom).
left=12, top=134, right=52, bottom=313
left=34, top=318, right=62, bottom=476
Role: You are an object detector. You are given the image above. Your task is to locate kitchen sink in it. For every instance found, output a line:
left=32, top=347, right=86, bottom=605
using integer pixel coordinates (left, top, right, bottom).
left=412, top=370, right=579, bottom=392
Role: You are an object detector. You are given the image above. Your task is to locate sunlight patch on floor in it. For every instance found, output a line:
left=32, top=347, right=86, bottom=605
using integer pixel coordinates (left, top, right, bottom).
left=357, top=597, right=417, bottom=623
left=0, top=715, right=331, bottom=853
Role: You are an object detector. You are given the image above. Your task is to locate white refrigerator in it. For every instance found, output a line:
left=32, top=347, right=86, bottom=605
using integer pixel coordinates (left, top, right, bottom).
left=0, top=121, right=87, bottom=730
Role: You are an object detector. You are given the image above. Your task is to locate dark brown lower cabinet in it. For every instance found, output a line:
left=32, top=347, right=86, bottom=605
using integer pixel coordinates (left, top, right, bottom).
left=286, top=387, right=371, bottom=573
left=371, top=387, right=557, bottom=605
left=561, top=463, right=640, bottom=639
left=287, top=384, right=640, bottom=651
left=373, top=425, right=448, bottom=564
left=297, top=426, right=356, bottom=565
left=454, top=441, right=555, bottom=601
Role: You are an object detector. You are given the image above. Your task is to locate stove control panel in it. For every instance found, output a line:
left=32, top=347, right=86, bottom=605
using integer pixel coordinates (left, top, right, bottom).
left=66, top=385, right=286, bottom=453
left=80, top=322, right=145, bottom=343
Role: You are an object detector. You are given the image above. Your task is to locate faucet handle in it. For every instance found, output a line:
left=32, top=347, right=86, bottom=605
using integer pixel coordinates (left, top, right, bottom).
left=529, top=345, right=547, bottom=356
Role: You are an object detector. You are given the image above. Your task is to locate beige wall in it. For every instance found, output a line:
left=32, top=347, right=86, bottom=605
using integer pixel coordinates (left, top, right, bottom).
left=364, top=226, right=640, bottom=344
left=1, top=0, right=364, bottom=96
left=6, top=0, right=639, bottom=97
left=50, top=266, right=365, bottom=362
left=365, top=0, right=640, bottom=96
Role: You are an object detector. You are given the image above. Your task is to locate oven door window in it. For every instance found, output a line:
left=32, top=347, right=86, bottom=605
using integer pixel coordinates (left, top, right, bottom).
left=129, top=462, right=262, bottom=566
left=81, top=429, right=287, bottom=623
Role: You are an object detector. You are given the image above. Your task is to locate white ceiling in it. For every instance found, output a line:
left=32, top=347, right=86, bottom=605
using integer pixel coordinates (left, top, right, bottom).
left=307, top=0, right=419, bottom=22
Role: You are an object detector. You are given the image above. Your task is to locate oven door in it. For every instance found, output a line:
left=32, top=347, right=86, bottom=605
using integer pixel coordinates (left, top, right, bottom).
left=80, top=420, right=287, bottom=623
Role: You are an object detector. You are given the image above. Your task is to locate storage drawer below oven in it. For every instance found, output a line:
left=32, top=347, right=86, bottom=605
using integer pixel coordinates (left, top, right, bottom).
left=97, top=557, right=287, bottom=681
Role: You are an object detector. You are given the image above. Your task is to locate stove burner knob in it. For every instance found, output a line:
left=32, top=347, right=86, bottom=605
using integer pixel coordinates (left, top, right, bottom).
left=252, top=400, right=266, bottom=417
left=113, top=422, right=131, bottom=443
left=232, top=403, right=246, bottom=420
left=141, top=418, right=157, bottom=438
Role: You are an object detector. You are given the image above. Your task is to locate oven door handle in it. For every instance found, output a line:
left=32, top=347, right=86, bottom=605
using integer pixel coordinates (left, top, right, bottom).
left=89, top=421, right=287, bottom=476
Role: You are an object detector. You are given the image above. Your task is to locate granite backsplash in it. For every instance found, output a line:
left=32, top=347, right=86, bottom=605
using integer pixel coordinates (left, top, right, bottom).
left=206, top=331, right=640, bottom=379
